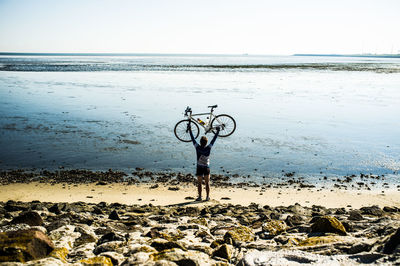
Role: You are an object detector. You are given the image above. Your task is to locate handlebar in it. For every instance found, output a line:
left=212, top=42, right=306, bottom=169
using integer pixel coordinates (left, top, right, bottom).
left=184, top=106, right=192, bottom=116
left=184, top=105, right=218, bottom=116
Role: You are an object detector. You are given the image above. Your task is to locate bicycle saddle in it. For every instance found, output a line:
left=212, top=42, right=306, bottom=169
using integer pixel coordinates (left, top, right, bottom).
left=208, top=105, right=218, bottom=108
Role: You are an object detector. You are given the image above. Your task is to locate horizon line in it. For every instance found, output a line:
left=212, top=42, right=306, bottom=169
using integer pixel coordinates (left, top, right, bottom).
left=0, top=52, right=289, bottom=57
left=1, top=52, right=399, bottom=58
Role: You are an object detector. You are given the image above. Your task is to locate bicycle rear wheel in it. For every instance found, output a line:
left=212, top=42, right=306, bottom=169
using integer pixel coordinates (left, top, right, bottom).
left=211, top=114, right=236, bottom=137
left=174, top=119, right=200, bottom=142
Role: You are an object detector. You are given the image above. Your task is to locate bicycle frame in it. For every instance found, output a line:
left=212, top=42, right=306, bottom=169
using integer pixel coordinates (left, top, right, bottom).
left=186, top=110, right=217, bottom=133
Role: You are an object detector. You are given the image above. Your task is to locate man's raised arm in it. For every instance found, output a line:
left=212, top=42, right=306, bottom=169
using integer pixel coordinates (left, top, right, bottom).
left=188, top=121, right=198, bottom=147
left=209, top=127, right=220, bottom=147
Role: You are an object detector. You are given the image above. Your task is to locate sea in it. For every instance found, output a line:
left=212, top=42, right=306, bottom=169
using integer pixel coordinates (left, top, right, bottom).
left=0, top=54, right=399, bottom=185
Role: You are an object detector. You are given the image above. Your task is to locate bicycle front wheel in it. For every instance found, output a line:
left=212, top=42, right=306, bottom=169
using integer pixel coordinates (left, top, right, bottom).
left=211, top=114, right=236, bottom=137
left=174, top=119, right=199, bottom=142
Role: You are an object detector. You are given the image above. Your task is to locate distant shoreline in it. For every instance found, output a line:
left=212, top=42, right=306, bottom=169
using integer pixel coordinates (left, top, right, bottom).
left=294, top=53, right=400, bottom=59
left=1, top=52, right=399, bottom=58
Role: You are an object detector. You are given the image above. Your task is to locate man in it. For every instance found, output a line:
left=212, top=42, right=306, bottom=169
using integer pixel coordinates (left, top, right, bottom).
left=188, top=121, right=220, bottom=201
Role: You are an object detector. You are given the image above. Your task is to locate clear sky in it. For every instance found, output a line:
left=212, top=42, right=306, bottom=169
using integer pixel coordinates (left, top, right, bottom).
left=0, top=0, right=399, bottom=55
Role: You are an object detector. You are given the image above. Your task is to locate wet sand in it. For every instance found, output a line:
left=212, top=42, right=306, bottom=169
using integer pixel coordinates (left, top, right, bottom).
left=1, top=182, right=399, bottom=208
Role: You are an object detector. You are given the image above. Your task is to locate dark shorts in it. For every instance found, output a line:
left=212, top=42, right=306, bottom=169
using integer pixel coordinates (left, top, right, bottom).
left=196, top=165, right=210, bottom=176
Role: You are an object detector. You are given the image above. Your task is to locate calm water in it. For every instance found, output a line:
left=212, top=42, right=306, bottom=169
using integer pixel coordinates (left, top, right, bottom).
left=0, top=54, right=399, bottom=184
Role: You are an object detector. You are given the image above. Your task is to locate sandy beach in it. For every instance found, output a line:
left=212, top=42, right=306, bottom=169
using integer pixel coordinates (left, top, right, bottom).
left=1, top=182, right=399, bottom=209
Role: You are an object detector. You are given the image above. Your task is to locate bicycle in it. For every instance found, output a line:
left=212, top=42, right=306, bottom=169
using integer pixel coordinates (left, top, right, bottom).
left=174, top=105, right=236, bottom=142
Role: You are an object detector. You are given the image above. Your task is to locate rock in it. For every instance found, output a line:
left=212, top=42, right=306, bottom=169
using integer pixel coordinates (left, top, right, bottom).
left=311, top=216, right=347, bottom=235
left=261, top=220, right=288, bottom=237
left=285, top=215, right=303, bottom=227
left=150, top=248, right=209, bottom=265
left=80, top=256, right=113, bottom=266
left=49, top=247, right=69, bottom=263
left=348, top=242, right=372, bottom=254
left=126, top=244, right=157, bottom=254
left=48, top=225, right=80, bottom=250
left=151, top=239, right=187, bottom=251
left=4, top=201, right=29, bottom=212
left=223, top=225, right=254, bottom=245
left=383, top=206, right=398, bottom=213
left=97, top=232, right=125, bottom=245
left=287, top=204, right=310, bottom=216
left=48, top=204, right=61, bottom=214
left=121, top=252, right=151, bottom=265
left=342, top=221, right=354, bottom=233
left=335, top=208, right=346, bottom=215
left=189, top=218, right=208, bottom=227
left=298, top=235, right=343, bottom=247
left=0, top=229, right=54, bottom=262
left=109, top=210, right=120, bottom=220
left=212, top=244, right=232, bottom=260
left=46, top=218, right=71, bottom=232
left=383, top=228, right=400, bottom=254
left=360, top=206, right=384, bottom=217
left=94, top=241, right=126, bottom=255
left=92, top=206, right=104, bottom=215
left=68, top=242, right=96, bottom=260
left=239, top=249, right=357, bottom=265
left=99, top=251, right=125, bottom=266
left=210, top=239, right=225, bottom=248
left=74, top=225, right=97, bottom=247
left=10, top=211, right=43, bottom=226
left=348, top=210, right=363, bottom=221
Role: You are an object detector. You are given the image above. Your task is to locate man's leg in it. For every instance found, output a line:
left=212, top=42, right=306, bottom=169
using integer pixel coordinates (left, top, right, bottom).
left=204, top=174, right=210, bottom=200
left=197, top=175, right=203, bottom=199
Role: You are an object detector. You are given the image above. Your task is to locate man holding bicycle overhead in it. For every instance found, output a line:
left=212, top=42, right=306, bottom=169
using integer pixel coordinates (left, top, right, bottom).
left=188, top=120, right=220, bottom=201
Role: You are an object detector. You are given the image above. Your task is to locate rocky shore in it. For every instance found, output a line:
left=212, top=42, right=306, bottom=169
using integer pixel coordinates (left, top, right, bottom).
left=0, top=169, right=399, bottom=265
left=1, top=199, right=400, bottom=265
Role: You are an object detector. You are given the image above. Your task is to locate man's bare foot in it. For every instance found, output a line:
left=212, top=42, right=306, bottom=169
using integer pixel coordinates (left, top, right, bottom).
left=196, top=196, right=202, bottom=201
left=205, top=196, right=210, bottom=201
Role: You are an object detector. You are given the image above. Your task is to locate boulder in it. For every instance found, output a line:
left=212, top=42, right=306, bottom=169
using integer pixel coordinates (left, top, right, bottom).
left=94, top=241, right=125, bottom=255
left=80, top=256, right=113, bottom=266
left=297, top=235, right=343, bottom=247
left=121, top=252, right=151, bottom=265
left=212, top=244, right=232, bottom=260
left=239, top=249, right=357, bottom=265
left=108, top=210, right=120, bottom=220
left=383, top=228, right=400, bottom=254
left=10, top=211, right=43, bottom=226
left=262, top=220, right=288, bottom=237
left=0, top=229, right=54, bottom=262
left=348, top=210, right=363, bottom=221
left=4, top=201, right=29, bottom=212
left=348, top=242, right=372, bottom=254
left=223, top=225, right=254, bottom=245
left=285, top=215, right=303, bottom=227
left=151, top=239, right=187, bottom=251
left=68, top=242, right=96, bottom=260
left=46, top=218, right=71, bottom=232
left=74, top=225, right=97, bottom=247
left=48, top=225, right=80, bottom=250
left=311, top=216, right=347, bottom=235
left=360, top=206, right=384, bottom=217
left=150, top=248, right=209, bottom=265
left=49, top=247, right=69, bottom=263
left=48, top=204, right=61, bottom=215
left=383, top=206, right=398, bottom=213
left=99, top=251, right=125, bottom=266
left=97, top=232, right=125, bottom=245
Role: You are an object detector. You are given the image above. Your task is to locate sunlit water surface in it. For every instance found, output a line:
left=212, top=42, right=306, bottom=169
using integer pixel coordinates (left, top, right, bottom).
left=0, top=55, right=399, bottom=185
